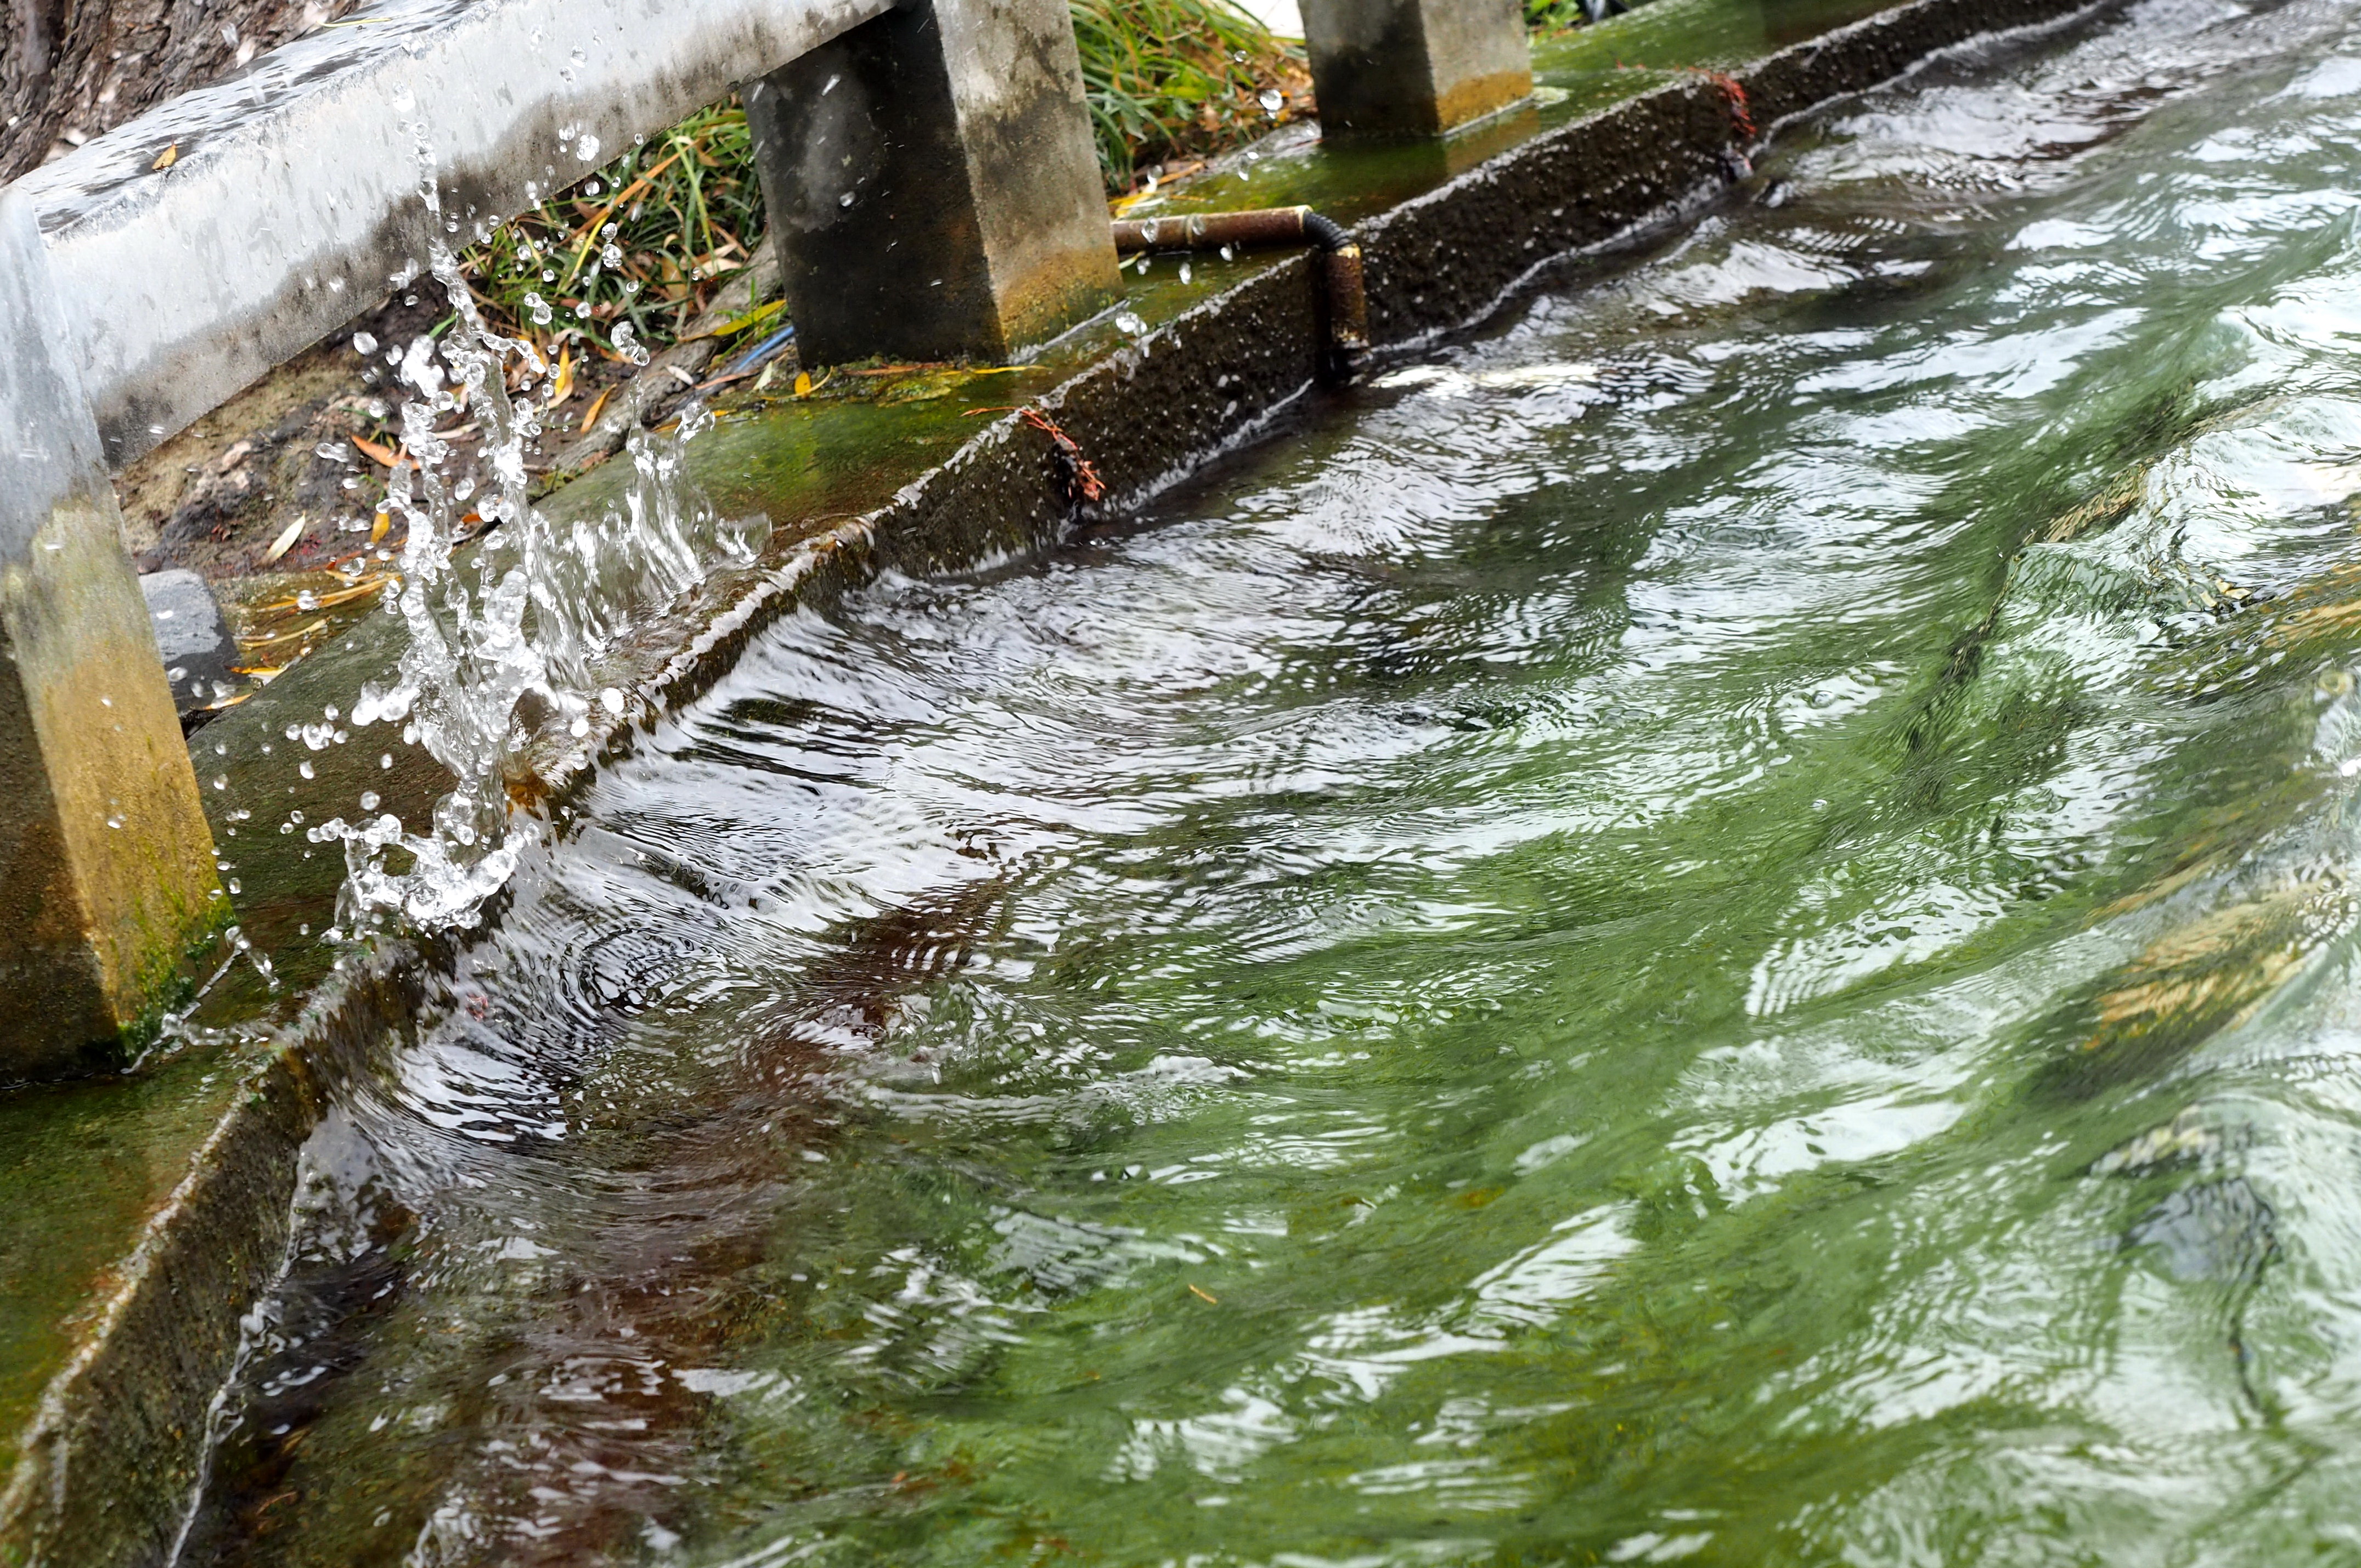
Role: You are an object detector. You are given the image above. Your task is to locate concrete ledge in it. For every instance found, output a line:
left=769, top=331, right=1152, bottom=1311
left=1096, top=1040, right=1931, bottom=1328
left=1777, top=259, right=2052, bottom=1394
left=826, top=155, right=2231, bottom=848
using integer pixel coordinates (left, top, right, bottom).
left=0, top=0, right=2123, bottom=1556
left=15, top=0, right=893, bottom=469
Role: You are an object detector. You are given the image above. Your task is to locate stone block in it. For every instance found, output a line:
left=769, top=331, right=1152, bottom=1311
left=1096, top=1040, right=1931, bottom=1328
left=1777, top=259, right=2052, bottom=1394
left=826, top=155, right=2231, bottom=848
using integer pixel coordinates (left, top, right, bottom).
left=1300, top=0, right=1532, bottom=135
left=141, top=570, right=241, bottom=718
left=746, top=0, right=1122, bottom=366
left=0, top=191, right=223, bottom=1075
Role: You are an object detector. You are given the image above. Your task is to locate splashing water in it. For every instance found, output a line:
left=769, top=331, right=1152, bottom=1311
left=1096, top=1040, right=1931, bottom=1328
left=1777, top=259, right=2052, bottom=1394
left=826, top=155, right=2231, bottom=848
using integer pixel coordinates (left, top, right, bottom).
left=311, top=153, right=768, bottom=933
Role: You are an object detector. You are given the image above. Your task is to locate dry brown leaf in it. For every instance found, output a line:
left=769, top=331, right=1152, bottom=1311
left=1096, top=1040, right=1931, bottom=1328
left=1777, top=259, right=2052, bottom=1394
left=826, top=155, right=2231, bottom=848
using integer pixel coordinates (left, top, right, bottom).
left=151, top=143, right=177, bottom=172
left=351, top=435, right=399, bottom=468
left=261, top=516, right=306, bottom=564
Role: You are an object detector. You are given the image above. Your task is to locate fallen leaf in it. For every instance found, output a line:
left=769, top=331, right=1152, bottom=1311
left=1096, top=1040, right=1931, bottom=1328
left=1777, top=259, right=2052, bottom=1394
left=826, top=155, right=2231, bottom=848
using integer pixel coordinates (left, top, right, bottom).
left=793, top=371, right=813, bottom=399
left=151, top=143, right=177, bottom=171
left=350, top=435, right=398, bottom=467
left=578, top=386, right=612, bottom=434
left=369, top=511, right=390, bottom=544
left=549, top=343, right=575, bottom=407
left=261, top=516, right=305, bottom=564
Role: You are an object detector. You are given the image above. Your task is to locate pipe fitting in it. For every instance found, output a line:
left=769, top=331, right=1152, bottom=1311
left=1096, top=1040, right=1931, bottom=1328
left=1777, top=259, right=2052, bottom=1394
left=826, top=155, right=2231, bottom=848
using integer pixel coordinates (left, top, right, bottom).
left=1111, top=205, right=1368, bottom=380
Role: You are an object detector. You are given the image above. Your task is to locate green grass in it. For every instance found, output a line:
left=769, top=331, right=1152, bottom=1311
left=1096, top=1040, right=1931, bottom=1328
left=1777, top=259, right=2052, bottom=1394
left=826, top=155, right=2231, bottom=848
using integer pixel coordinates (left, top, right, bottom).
left=458, top=103, right=763, bottom=369
left=1071, top=0, right=1308, bottom=194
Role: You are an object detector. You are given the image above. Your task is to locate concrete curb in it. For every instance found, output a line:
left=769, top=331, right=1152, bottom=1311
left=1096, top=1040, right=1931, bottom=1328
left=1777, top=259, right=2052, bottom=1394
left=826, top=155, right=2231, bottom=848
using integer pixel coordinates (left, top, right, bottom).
left=0, top=0, right=2121, bottom=1556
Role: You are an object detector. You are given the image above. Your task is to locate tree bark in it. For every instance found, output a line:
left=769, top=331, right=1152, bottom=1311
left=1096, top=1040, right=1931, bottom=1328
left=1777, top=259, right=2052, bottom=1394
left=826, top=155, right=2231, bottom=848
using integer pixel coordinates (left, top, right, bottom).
left=2, top=0, right=363, bottom=183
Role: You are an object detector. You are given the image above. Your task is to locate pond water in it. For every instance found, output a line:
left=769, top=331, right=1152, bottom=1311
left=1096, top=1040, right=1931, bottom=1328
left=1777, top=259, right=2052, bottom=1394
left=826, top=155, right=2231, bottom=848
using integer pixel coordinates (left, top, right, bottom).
left=183, top=0, right=2361, bottom=1559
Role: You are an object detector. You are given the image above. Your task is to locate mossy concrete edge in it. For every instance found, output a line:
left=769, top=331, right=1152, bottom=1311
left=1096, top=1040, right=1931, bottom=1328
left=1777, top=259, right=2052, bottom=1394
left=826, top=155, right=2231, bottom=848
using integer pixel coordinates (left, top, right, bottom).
left=0, top=0, right=2122, bottom=1556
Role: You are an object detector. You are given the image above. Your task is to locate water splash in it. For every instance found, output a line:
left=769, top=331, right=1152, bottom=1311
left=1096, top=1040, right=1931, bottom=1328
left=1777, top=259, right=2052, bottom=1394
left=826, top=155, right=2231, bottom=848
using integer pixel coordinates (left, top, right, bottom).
left=311, top=154, right=767, bottom=934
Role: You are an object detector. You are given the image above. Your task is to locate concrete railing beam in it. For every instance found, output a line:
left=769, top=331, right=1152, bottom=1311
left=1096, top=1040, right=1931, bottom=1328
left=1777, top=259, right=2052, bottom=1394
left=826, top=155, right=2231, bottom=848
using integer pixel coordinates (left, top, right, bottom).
left=14, top=0, right=898, bottom=470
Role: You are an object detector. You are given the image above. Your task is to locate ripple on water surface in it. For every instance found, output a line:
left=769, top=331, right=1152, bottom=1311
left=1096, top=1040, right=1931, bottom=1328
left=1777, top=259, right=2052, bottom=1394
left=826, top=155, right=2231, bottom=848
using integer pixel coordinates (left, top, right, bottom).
left=184, top=1, right=2361, bottom=1561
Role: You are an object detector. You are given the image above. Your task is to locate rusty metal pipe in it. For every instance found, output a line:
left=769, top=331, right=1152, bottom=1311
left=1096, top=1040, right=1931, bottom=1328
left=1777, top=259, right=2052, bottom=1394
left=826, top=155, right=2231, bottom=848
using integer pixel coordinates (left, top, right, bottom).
left=1110, top=205, right=1367, bottom=380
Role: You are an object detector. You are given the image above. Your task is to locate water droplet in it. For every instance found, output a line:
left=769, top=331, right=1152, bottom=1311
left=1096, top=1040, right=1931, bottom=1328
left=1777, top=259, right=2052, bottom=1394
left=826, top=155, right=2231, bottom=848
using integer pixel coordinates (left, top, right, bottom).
left=212, top=775, right=227, bottom=790
left=300, top=760, right=315, bottom=779
left=1259, top=88, right=1283, bottom=113
left=360, top=791, right=380, bottom=810
left=352, top=331, right=377, bottom=355
left=1114, top=311, right=1147, bottom=336
left=576, top=132, right=600, bottom=161
left=1180, top=261, right=1192, bottom=285
left=838, top=190, right=855, bottom=208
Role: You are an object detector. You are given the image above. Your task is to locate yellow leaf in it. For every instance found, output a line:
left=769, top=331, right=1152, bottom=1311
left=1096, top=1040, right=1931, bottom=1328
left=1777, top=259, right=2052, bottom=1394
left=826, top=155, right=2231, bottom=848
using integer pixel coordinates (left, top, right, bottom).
left=549, top=344, right=575, bottom=407
left=151, top=143, right=177, bottom=171
left=369, top=511, right=390, bottom=544
left=261, top=516, right=305, bottom=563
left=793, top=371, right=813, bottom=399
left=578, top=386, right=612, bottom=434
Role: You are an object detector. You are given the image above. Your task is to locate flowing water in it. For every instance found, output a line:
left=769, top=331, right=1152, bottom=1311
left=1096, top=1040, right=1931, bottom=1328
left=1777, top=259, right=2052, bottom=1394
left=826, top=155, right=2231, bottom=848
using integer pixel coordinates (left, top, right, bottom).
left=179, top=0, right=2361, bottom=1559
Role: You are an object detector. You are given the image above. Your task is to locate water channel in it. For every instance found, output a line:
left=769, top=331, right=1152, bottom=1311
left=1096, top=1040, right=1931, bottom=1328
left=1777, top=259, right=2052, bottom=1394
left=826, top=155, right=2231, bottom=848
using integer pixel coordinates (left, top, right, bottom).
left=178, top=0, right=2361, bottom=1557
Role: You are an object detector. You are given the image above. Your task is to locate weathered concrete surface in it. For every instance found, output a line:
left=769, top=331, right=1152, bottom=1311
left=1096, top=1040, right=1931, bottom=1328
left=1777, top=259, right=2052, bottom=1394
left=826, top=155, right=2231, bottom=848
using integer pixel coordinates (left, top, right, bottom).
left=0, top=0, right=2123, bottom=1555
left=0, top=193, right=223, bottom=1080
left=747, top=0, right=1121, bottom=365
left=12, top=0, right=897, bottom=470
left=1300, top=0, right=1532, bottom=134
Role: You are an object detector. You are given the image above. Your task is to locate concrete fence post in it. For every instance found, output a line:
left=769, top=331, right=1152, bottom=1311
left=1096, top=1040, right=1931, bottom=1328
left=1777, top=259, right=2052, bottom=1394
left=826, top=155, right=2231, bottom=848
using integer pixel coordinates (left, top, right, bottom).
left=743, top=0, right=1122, bottom=366
left=0, top=192, right=222, bottom=1075
left=1298, top=0, right=1532, bottom=136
